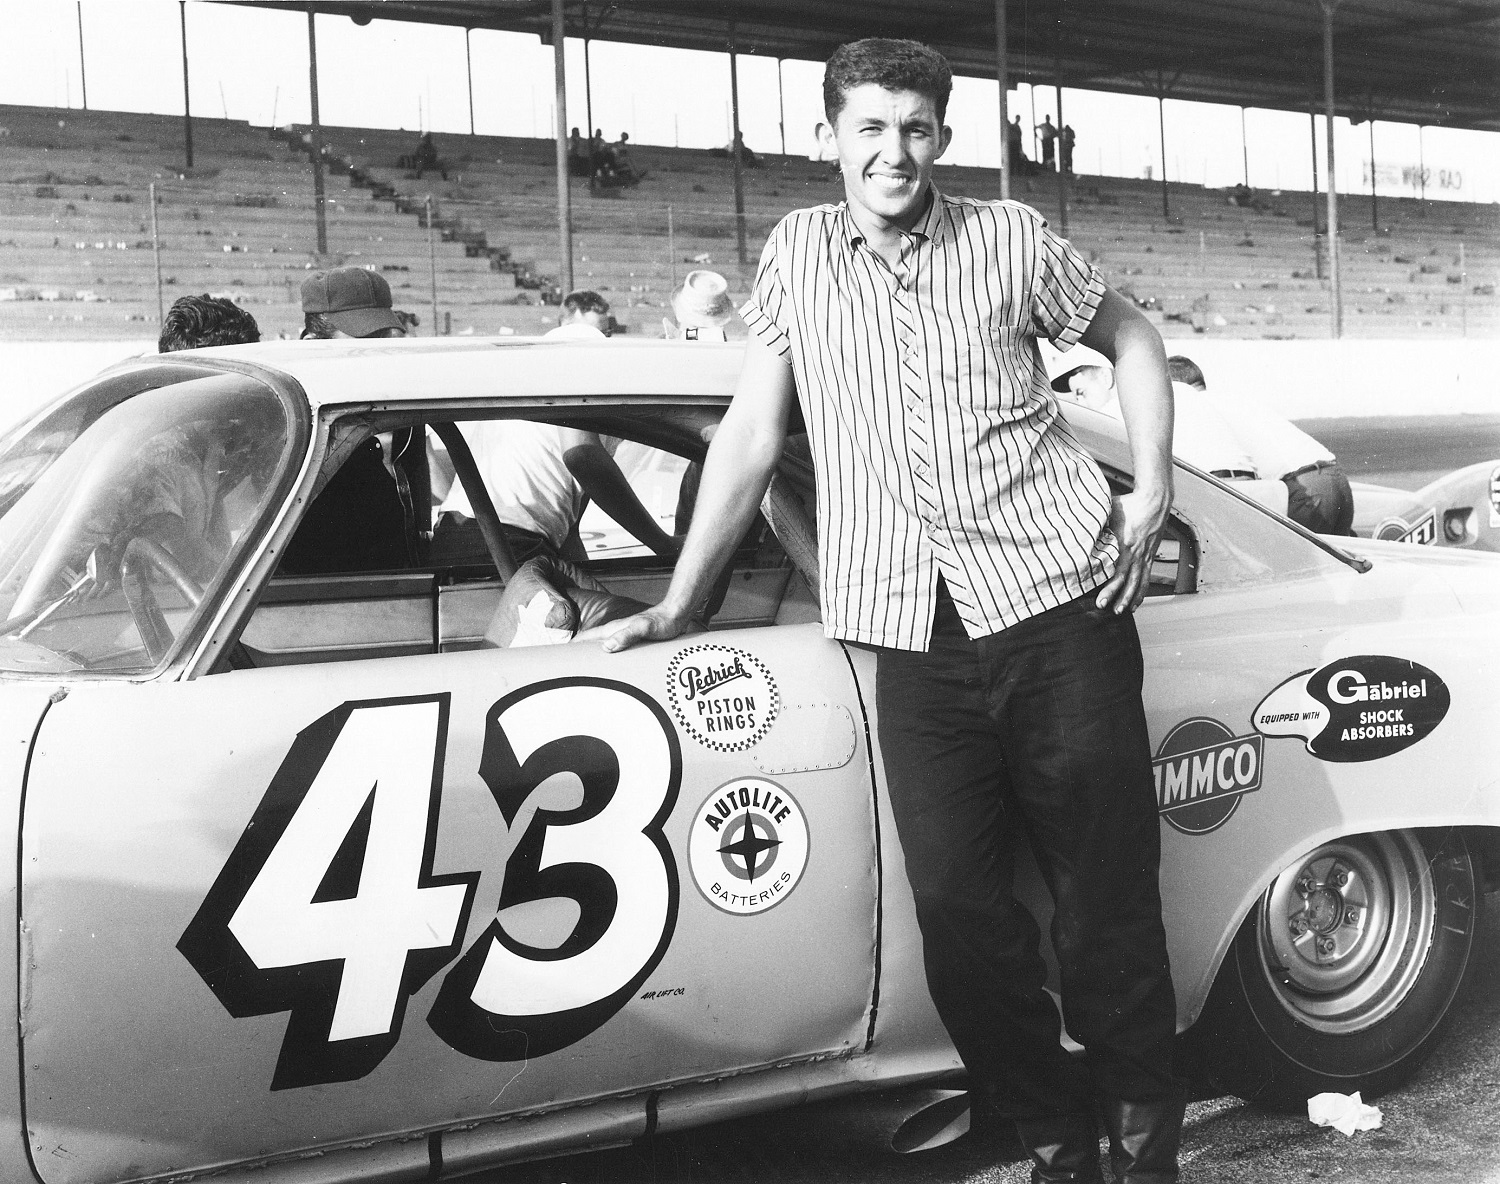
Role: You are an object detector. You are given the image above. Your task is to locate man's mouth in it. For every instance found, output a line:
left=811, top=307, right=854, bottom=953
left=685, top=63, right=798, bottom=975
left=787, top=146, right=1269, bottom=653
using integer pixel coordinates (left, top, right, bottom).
left=869, top=173, right=912, bottom=193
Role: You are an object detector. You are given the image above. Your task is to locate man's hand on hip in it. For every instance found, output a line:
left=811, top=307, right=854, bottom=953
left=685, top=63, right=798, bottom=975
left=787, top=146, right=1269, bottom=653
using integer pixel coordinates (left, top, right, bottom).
left=1094, top=488, right=1170, bottom=615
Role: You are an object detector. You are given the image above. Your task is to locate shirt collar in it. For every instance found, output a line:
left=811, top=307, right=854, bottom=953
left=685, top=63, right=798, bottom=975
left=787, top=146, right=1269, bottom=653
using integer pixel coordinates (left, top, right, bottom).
left=841, top=186, right=947, bottom=251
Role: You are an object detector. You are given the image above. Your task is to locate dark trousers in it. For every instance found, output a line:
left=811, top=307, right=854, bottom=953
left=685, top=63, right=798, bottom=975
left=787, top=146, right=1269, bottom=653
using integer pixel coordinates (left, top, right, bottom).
left=1284, top=463, right=1355, bottom=535
left=875, top=584, right=1178, bottom=1120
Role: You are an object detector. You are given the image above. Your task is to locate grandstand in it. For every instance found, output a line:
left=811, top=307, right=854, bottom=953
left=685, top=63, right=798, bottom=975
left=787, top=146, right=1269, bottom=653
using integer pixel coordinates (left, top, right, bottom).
left=1, top=102, right=1494, bottom=343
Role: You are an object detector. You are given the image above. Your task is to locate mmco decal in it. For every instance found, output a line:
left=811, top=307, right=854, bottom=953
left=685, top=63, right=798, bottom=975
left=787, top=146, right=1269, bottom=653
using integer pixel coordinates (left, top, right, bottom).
left=1153, top=718, right=1262, bottom=836
left=1253, top=655, right=1450, bottom=763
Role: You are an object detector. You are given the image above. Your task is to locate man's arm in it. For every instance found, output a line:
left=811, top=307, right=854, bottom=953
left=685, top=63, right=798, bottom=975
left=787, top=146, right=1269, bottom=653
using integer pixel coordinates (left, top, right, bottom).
left=559, top=429, right=679, bottom=558
left=1077, top=286, right=1174, bottom=614
left=602, top=336, right=796, bottom=652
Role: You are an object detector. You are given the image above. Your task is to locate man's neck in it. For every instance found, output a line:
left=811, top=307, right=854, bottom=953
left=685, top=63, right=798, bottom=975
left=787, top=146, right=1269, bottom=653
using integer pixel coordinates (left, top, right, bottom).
left=849, top=188, right=931, bottom=265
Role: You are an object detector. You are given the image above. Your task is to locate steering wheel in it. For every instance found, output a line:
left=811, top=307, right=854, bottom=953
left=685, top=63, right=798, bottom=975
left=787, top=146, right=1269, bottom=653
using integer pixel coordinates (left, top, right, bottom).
left=120, top=537, right=203, bottom=664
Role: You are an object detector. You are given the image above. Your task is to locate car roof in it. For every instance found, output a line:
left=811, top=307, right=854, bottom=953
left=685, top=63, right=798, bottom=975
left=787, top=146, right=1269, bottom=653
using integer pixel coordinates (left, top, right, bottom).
left=173, top=336, right=749, bottom=410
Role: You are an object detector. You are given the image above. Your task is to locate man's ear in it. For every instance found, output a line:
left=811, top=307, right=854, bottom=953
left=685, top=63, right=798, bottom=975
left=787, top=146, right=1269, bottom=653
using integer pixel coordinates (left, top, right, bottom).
left=815, top=119, right=837, bottom=160
left=937, top=124, right=954, bottom=159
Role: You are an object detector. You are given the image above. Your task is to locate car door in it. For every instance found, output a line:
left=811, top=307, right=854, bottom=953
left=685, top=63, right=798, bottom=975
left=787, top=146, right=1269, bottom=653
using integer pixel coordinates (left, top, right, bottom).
left=19, top=623, right=876, bottom=1183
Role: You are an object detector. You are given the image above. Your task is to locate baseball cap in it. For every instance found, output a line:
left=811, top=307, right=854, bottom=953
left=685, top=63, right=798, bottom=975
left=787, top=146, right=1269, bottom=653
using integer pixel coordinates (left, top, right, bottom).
left=300, top=268, right=404, bottom=337
left=1043, top=342, right=1112, bottom=392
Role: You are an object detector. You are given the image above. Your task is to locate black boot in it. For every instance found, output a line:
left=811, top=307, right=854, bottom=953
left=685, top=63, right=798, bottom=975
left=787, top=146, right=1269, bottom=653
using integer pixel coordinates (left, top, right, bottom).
left=1013, top=1112, right=1104, bottom=1184
left=1100, top=1092, right=1185, bottom=1184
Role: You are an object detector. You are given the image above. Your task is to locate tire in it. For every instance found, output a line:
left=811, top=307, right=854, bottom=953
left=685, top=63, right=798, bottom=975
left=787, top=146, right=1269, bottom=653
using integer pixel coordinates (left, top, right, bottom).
left=1188, top=828, right=1478, bottom=1111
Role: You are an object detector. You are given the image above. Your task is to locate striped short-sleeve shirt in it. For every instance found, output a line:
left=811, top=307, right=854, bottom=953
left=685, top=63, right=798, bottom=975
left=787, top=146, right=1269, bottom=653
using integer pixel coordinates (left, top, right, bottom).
left=739, top=187, right=1118, bottom=651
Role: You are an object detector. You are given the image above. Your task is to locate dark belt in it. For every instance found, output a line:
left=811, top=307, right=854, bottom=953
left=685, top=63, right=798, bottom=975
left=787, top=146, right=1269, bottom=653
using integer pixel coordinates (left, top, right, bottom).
left=1285, top=460, right=1335, bottom=480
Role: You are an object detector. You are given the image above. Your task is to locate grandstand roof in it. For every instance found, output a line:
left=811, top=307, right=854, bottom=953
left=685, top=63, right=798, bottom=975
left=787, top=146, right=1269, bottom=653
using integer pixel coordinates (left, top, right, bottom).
left=233, top=0, right=1500, bottom=133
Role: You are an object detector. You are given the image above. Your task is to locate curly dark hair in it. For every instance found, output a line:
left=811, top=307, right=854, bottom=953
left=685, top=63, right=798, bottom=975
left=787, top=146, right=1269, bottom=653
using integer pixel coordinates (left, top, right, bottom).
left=823, top=39, right=952, bottom=127
left=158, top=294, right=261, bottom=352
left=561, top=289, right=610, bottom=317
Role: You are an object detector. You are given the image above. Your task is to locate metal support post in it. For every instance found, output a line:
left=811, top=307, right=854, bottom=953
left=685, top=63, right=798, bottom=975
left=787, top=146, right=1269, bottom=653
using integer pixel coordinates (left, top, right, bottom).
left=1368, top=115, right=1378, bottom=230
left=77, top=3, right=88, bottom=110
left=551, top=0, right=573, bottom=293
left=777, top=59, right=787, bottom=157
left=1321, top=0, right=1343, bottom=338
left=995, top=0, right=1009, bottom=199
left=1156, top=76, right=1169, bottom=220
left=1055, top=80, right=1068, bottom=237
left=179, top=1, right=193, bottom=169
left=728, top=24, right=747, bottom=267
left=465, top=28, right=475, bottom=135
left=150, top=182, right=164, bottom=327
left=1241, top=106, right=1249, bottom=186
left=426, top=195, right=439, bottom=335
left=307, top=10, right=327, bottom=256
left=1309, top=99, right=1322, bottom=278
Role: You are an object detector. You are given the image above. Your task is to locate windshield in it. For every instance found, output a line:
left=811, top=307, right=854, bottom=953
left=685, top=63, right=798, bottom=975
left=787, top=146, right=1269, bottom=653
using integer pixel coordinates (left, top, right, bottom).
left=0, top=374, right=292, bottom=676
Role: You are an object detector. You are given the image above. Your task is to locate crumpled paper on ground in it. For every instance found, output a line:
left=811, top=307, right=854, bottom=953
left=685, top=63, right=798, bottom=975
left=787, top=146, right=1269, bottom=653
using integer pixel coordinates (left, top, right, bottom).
left=1308, top=1091, right=1383, bottom=1136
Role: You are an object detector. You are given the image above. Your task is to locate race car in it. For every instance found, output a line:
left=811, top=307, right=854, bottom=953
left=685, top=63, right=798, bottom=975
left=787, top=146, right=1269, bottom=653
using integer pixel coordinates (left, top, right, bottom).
left=1352, top=460, right=1500, bottom=551
left=0, top=338, right=1496, bottom=1184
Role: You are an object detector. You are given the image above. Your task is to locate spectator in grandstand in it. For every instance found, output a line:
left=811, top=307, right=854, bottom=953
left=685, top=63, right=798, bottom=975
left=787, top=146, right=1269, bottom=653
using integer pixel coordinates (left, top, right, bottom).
left=663, top=269, right=734, bottom=341
left=590, top=128, right=607, bottom=173
left=1051, top=345, right=1258, bottom=479
left=407, top=131, right=447, bottom=181
left=1006, top=115, right=1030, bottom=175
left=299, top=268, right=406, bottom=340
left=1169, top=354, right=1354, bottom=534
left=158, top=294, right=260, bottom=352
left=568, top=127, right=591, bottom=177
left=709, top=132, right=762, bottom=168
left=1060, top=124, right=1076, bottom=175
left=546, top=289, right=612, bottom=339
left=282, top=269, right=417, bottom=575
left=1035, top=114, right=1057, bottom=169
left=603, top=38, right=1183, bottom=1184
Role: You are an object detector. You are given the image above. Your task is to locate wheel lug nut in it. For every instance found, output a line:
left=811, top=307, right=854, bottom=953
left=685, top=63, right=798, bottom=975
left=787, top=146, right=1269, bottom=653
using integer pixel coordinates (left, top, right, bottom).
left=1344, top=908, right=1359, bottom=925
left=1290, top=917, right=1308, bottom=935
left=1331, top=869, right=1349, bottom=887
left=1297, top=876, right=1315, bottom=894
left=1317, top=937, right=1336, bottom=954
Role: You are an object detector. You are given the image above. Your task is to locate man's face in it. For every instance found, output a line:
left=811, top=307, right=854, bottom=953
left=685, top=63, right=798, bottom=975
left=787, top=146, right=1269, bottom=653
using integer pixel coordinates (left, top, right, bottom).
left=818, top=84, right=951, bottom=235
left=1064, top=365, right=1116, bottom=409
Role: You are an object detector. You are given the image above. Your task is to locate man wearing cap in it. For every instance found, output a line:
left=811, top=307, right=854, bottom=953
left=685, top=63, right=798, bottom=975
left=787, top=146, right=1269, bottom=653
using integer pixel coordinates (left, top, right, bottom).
left=1169, top=355, right=1354, bottom=535
left=282, top=269, right=416, bottom=574
left=300, top=268, right=407, bottom=339
left=1051, top=345, right=1258, bottom=481
left=605, top=38, right=1184, bottom=1184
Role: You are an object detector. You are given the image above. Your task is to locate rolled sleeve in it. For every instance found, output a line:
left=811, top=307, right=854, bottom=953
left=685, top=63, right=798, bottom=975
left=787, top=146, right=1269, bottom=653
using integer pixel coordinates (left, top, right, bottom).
left=1031, top=220, right=1106, bottom=348
left=738, top=232, right=793, bottom=359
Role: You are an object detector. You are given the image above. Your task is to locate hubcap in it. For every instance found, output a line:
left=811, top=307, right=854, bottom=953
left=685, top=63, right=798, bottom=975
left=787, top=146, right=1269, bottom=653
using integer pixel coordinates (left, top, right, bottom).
left=1257, top=832, right=1436, bottom=1034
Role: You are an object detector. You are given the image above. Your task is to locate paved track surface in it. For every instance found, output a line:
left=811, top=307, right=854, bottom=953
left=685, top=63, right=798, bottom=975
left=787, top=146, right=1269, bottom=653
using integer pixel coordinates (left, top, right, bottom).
left=1298, top=414, right=1500, bottom=491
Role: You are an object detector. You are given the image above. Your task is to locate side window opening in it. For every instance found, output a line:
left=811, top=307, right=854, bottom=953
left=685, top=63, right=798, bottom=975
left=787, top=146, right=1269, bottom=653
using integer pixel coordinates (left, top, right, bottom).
left=222, top=409, right=820, bottom=672
left=1101, top=465, right=1200, bottom=597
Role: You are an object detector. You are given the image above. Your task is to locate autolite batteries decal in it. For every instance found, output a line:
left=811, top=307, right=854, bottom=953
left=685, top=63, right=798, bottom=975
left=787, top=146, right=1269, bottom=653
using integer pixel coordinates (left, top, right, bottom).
left=1253, top=655, right=1450, bottom=763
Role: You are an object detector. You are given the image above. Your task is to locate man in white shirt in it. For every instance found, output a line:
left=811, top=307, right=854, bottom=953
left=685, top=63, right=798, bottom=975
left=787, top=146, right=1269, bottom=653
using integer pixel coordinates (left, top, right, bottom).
left=1167, top=356, right=1354, bottom=534
left=1051, top=347, right=1258, bottom=479
left=430, top=291, right=677, bottom=564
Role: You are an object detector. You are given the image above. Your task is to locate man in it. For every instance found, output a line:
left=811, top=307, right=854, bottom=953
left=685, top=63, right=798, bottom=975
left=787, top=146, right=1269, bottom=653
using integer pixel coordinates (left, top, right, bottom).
left=1054, top=345, right=1258, bottom=480
left=605, top=38, right=1182, bottom=1184
left=283, top=269, right=416, bottom=574
left=1169, top=355, right=1354, bottom=534
left=431, top=290, right=678, bottom=566
left=663, top=269, right=735, bottom=341
left=1061, top=124, right=1077, bottom=175
left=1007, top=114, right=1029, bottom=175
left=158, top=294, right=260, bottom=352
left=1036, top=113, right=1058, bottom=170
left=299, top=267, right=406, bottom=340
left=546, top=288, right=612, bottom=338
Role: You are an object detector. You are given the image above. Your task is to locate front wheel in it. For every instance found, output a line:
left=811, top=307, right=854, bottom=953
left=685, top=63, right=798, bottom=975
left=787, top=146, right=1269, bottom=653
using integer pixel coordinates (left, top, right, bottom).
left=1188, top=828, right=1478, bottom=1111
